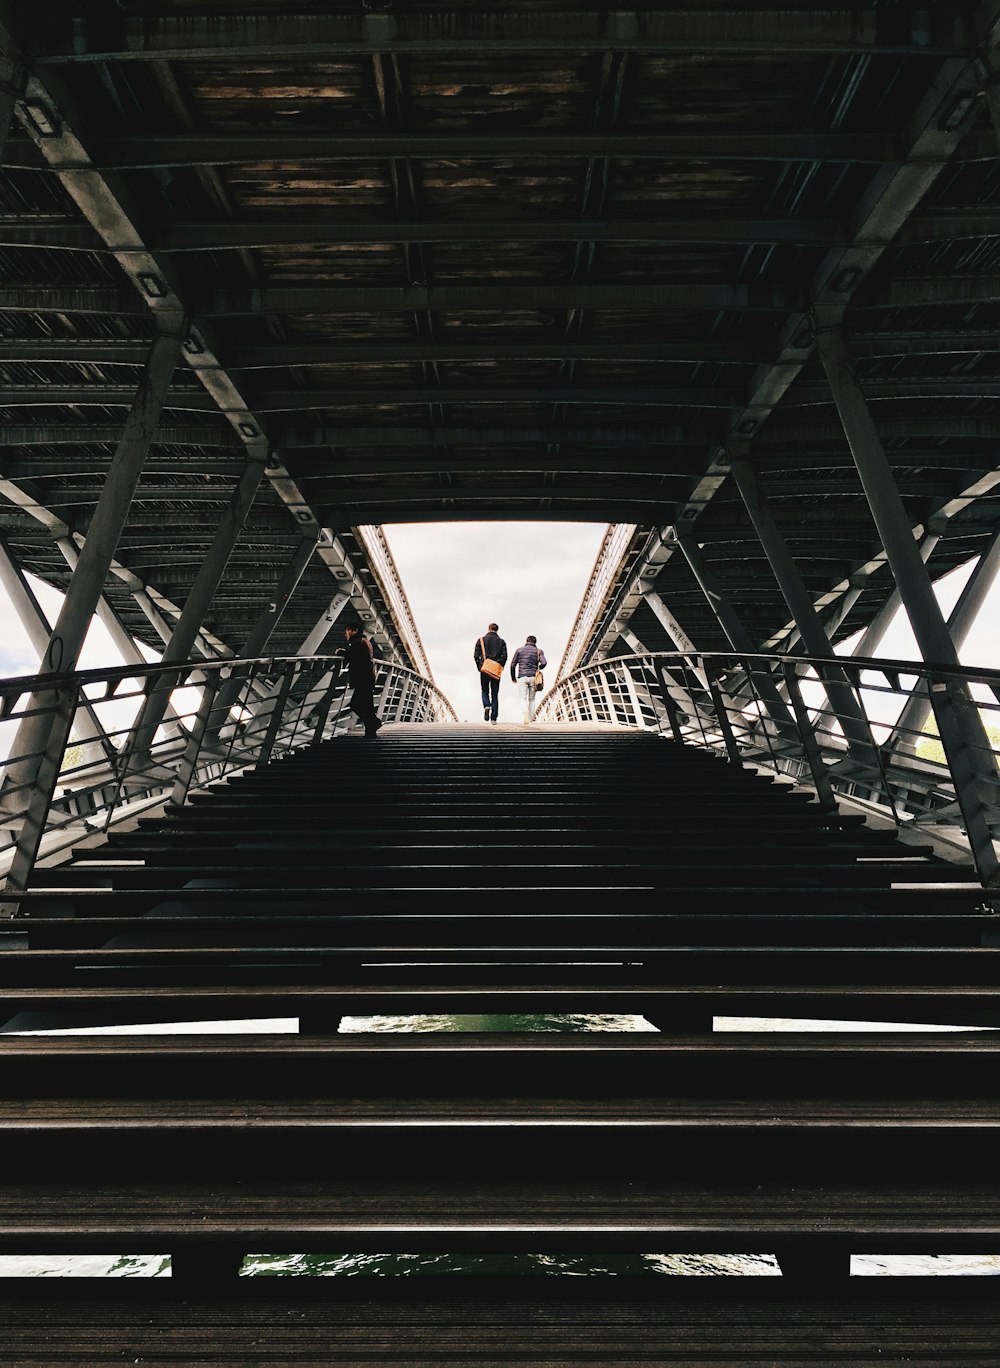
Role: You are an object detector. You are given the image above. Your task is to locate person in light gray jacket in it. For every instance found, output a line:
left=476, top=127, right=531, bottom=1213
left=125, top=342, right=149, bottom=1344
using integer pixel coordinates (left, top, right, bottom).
left=509, top=635, right=547, bottom=725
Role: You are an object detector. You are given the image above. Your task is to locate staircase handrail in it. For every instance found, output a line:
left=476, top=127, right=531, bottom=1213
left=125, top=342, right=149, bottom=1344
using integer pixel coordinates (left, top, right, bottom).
left=538, top=648, right=1000, bottom=889
left=0, top=651, right=456, bottom=903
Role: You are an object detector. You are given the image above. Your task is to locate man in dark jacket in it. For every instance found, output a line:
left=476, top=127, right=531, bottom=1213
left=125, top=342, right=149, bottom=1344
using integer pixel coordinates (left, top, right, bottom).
left=473, top=622, right=507, bottom=723
left=343, top=624, right=382, bottom=738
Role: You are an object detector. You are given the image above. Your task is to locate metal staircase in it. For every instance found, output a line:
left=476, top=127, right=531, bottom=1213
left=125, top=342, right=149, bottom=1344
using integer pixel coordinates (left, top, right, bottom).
left=2, top=722, right=1000, bottom=1360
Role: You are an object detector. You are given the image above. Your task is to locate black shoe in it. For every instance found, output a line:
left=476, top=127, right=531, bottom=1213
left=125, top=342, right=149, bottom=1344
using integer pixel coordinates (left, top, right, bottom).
left=484, top=707, right=490, bottom=721
left=364, top=730, right=379, bottom=739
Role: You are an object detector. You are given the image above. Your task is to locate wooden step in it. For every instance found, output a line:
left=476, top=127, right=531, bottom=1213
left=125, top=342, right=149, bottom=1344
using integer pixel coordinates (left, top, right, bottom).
left=0, top=1176, right=997, bottom=1256
left=1, top=944, right=999, bottom=987
left=1, top=1279, right=1000, bottom=1364
left=17, top=910, right=997, bottom=950
left=2, top=979, right=1000, bottom=1029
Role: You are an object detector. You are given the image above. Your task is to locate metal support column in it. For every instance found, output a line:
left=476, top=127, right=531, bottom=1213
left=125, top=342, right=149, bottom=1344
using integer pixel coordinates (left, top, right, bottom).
left=887, top=530, right=1000, bottom=754
left=54, top=536, right=187, bottom=741
left=729, top=454, right=880, bottom=768
left=0, top=536, right=116, bottom=767
left=816, top=316, right=999, bottom=885
left=2, top=324, right=187, bottom=898
left=124, top=455, right=267, bottom=777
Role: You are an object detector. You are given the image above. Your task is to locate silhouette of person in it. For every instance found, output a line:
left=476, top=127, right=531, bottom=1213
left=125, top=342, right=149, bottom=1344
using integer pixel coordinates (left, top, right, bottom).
left=343, top=624, right=382, bottom=738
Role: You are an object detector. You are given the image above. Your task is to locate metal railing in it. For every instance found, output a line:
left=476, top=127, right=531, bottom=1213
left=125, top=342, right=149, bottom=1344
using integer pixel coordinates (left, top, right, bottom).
left=0, top=652, right=455, bottom=902
left=536, top=649, right=1000, bottom=890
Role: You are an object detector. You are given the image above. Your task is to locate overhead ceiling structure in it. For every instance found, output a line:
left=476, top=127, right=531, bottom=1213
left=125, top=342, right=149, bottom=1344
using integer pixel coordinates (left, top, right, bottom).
left=0, top=4, right=997, bottom=698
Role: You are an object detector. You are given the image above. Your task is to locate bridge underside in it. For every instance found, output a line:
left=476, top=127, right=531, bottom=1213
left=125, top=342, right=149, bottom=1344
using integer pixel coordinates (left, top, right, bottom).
left=0, top=4, right=997, bottom=673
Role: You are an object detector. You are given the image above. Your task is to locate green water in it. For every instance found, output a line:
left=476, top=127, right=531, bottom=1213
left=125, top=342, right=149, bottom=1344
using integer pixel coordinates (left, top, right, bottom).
left=4, top=1013, right=998, bottom=1278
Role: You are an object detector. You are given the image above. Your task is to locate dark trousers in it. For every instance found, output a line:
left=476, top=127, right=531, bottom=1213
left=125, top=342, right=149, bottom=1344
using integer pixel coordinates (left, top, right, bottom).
left=480, top=672, right=501, bottom=720
left=350, top=685, right=380, bottom=736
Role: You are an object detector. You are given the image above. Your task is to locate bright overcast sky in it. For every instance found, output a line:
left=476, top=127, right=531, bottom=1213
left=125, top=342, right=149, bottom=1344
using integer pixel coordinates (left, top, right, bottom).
left=0, top=523, right=996, bottom=725
left=382, top=520, right=607, bottom=721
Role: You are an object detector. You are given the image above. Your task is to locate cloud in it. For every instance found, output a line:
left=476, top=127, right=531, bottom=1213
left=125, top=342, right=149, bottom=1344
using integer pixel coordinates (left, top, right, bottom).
left=383, top=521, right=608, bottom=721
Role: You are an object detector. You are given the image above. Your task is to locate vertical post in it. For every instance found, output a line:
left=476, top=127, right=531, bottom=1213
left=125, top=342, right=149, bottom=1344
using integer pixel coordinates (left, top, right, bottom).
left=782, top=663, right=839, bottom=811
left=656, top=667, right=686, bottom=743
left=309, top=674, right=344, bottom=747
left=815, top=316, right=999, bottom=886
left=621, top=660, right=647, bottom=729
left=1, top=324, right=186, bottom=900
left=707, top=673, right=742, bottom=765
left=255, top=666, right=296, bottom=770
left=124, top=455, right=267, bottom=776
left=169, top=669, right=225, bottom=808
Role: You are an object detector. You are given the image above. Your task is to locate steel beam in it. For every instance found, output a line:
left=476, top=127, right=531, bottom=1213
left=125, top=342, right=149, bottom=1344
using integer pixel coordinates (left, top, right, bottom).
left=206, top=283, right=801, bottom=316
left=123, top=456, right=267, bottom=775
left=582, top=18, right=997, bottom=663
left=0, top=424, right=237, bottom=447
left=278, top=425, right=717, bottom=450
left=668, top=525, right=798, bottom=737
left=45, top=130, right=901, bottom=168
left=53, top=536, right=189, bottom=739
left=156, top=217, right=843, bottom=251
left=31, top=10, right=949, bottom=62
left=815, top=316, right=999, bottom=885
left=729, top=454, right=881, bottom=765
left=0, top=384, right=742, bottom=412
left=887, top=530, right=1000, bottom=753
left=0, top=535, right=116, bottom=765
left=1, top=324, right=187, bottom=898
left=0, top=338, right=762, bottom=367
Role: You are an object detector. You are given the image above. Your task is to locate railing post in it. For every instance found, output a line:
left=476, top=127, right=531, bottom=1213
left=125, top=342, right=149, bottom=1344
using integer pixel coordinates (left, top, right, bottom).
left=782, top=663, right=838, bottom=812
left=3, top=684, right=80, bottom=909
left=656, top=667, right=686, bottom=743
left=170, top=669, right=225, bottom=807
left=706, top=671, right=742, bottom=765
left=255, top=665, right=296, bottom=770
left=309, top=674, right=344, bottom=746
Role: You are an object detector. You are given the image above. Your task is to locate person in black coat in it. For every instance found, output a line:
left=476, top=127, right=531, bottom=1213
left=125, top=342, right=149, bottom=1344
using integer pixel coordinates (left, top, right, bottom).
left=473, top=622, right=507, bottom=723
left=343, top=624, right=382, bottom=738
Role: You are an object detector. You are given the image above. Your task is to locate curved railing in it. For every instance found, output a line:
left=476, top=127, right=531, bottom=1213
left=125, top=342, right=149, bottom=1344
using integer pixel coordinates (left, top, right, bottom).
left=0, top=652, right=455, bottom=899
left=536, top=649, right=1000, bottom=889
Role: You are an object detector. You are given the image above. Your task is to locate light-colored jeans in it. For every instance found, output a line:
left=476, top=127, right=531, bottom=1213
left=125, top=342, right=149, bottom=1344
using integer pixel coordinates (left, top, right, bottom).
left=517, top=675, right=537, bottom=722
